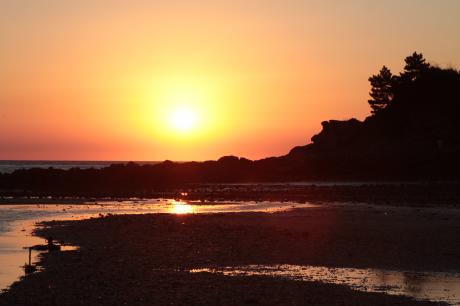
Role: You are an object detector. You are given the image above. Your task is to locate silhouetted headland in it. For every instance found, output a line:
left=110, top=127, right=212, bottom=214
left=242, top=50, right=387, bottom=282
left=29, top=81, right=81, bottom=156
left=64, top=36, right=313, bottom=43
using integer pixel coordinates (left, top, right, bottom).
left=1, top=53, right=459, bottom=197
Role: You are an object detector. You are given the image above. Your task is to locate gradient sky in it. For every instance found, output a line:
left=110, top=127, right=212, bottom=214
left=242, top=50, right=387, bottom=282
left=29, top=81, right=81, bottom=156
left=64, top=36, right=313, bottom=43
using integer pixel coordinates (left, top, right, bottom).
left=1, top=0, right=460, bottom=161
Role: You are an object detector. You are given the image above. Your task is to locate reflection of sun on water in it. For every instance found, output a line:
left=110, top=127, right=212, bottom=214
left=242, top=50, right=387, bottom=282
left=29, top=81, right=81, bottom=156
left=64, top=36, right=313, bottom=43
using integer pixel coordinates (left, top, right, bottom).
left=169, top=200, right=194, bottom=214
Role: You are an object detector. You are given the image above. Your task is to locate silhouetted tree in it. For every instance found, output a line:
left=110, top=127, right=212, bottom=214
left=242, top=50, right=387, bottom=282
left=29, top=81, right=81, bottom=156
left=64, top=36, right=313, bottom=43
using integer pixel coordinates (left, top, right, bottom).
left=402, top=52, right=430, bottom=81
left=368, top=66, right=395, bottom=114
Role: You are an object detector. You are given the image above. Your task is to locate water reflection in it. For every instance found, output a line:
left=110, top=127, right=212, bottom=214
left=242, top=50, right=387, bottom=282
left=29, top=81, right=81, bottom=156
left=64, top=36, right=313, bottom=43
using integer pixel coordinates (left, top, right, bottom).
left=169, top=200, right=194, bottom=214
left=190, top=265, right=460, bottom=305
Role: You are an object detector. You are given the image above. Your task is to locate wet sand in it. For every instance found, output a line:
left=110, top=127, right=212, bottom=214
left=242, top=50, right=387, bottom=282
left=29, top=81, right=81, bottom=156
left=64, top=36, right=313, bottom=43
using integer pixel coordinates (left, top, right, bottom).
left=1, top=204, right=459, bottom=305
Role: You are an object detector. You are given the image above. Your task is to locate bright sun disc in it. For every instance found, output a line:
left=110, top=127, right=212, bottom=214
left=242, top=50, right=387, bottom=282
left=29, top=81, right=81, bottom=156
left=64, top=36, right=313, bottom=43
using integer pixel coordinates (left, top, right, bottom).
left=169, top=106, right=197, bottom=132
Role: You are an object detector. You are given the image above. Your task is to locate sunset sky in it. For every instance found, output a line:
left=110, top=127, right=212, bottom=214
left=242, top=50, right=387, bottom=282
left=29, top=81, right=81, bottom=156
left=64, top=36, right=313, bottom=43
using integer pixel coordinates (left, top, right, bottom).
left=1, top=0, right=460, bottom=161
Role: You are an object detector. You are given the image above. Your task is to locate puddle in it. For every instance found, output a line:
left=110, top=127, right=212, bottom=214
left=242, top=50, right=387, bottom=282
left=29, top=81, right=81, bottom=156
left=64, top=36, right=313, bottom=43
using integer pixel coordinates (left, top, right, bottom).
left=59, top=245, right=79, bottom=251
left=190, top=264, right=460, bottom=305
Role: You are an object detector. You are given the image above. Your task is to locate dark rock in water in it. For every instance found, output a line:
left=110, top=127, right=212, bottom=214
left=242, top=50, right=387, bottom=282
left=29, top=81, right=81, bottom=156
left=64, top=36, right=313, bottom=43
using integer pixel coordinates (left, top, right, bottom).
left=23, top=264, right=36, bottom=275
left=32, top=244, right=61, bottom=251
left=31, top=238, right=62, bottom=251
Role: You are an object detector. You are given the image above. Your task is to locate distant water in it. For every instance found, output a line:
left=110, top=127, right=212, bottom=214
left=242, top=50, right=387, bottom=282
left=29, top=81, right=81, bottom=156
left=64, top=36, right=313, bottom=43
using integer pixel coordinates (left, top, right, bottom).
left=0, top=161, right=161, bottom=174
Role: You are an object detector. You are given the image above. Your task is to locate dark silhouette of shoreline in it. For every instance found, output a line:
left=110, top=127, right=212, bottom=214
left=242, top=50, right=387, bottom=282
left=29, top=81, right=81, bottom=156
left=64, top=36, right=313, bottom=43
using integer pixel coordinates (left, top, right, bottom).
left=1, top=53, right=459, bottom=196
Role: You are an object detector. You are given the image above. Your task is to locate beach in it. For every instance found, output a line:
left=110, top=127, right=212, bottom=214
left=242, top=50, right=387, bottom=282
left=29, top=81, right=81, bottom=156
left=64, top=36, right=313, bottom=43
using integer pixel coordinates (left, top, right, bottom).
left=1, top=202, right=459, bottom=305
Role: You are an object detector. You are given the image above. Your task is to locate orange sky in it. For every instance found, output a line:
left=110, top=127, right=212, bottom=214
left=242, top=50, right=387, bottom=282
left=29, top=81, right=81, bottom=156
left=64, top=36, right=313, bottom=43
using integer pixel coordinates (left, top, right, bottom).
left=1, top=0, right=460, bottom=161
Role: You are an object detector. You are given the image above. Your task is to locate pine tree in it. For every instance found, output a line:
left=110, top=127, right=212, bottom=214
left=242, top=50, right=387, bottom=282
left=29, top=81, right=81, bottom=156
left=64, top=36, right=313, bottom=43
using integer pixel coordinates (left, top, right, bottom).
left=368, top=66, right=395, bottom=114
left=402, top=52, right=430, bottom=81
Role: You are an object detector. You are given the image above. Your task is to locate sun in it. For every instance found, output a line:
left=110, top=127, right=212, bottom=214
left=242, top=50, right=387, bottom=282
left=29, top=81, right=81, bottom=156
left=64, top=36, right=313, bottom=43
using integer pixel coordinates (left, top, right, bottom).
left=168, top=106, right=198, bottom=132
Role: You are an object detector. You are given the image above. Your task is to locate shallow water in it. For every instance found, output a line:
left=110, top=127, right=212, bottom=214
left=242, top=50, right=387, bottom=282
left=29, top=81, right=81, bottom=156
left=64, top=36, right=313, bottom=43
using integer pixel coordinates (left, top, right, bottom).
left=190, top=265, right=460, bottom=305
left=0, top=199, right=316, bottom=291
left=0, top=160, right=162, bottom=174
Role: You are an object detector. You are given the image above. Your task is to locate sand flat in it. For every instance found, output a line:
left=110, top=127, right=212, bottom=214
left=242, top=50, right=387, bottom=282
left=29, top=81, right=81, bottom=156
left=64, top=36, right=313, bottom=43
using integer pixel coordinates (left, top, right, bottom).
left=1, top=203, right=459, bottom=305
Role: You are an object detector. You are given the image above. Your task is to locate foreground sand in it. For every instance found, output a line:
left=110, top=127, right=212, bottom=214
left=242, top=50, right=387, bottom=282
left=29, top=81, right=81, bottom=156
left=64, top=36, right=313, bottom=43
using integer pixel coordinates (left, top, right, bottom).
left=1, top=204, right=459, bottom=305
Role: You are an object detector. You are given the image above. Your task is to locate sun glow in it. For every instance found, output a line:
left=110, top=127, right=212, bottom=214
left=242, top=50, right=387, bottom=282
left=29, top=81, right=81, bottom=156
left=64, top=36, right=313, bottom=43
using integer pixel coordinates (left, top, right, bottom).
left=169, top=106, right=198, bottom=132
left=140, top=75, right=232, bottom=150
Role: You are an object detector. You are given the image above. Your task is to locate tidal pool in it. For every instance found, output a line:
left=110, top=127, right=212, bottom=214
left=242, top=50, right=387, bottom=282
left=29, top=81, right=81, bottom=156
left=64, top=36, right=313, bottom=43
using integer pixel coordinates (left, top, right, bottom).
left=190, top=265, right=460, bottom=305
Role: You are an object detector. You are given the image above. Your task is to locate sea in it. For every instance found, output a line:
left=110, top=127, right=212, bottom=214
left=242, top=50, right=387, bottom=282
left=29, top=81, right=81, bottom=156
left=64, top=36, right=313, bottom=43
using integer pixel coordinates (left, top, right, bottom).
left=0, top=160, right=161, bottom=174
